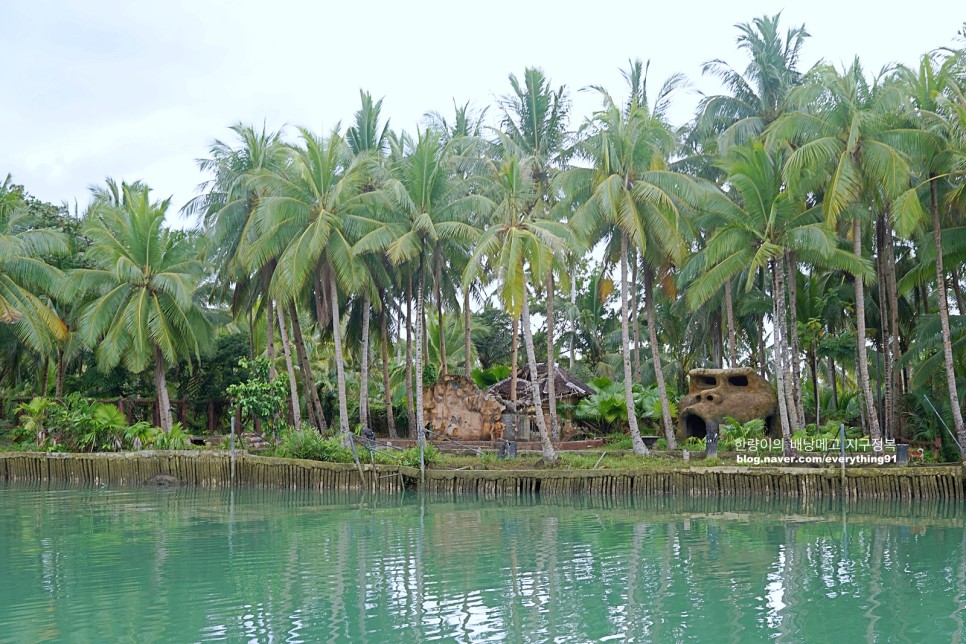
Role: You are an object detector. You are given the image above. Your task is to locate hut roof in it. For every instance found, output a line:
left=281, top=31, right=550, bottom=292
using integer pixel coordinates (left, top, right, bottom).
left=487, top=363, right=593, bottom=406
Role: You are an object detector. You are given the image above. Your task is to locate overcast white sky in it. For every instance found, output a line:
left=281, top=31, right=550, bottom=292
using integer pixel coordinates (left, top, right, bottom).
left=2, top=1, right=963, bottom=224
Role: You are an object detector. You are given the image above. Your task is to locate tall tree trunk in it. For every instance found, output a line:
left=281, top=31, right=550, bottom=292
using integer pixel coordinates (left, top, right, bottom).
left=521, top=291, right=558, bottom=463
left=786, top=252, right=805, bottom=427
left=276, top=305, right=301, bottom=429
left=771, top=265, right=794, bottom=455
left=360, top=292, right=371, bottom=429
left=464, top=287, right=472, bottom=376
left=643, top=262, right=675, bottom=449
left=951, top=266, right=965, bottom=315
left=621, top=234, right=650, bottom=455
left=546, top=270, right=559, bottom=442
left=265, top=278, right=276, bottom=380
left=289, top=302, right=326, bottom=432
left=40, top=356, right=49, bottom=396
left=875, top=216, right=893, bottom=440
left=328, top=270, right=351, bottom=441
left=631, top=253, right=642, bottom=382
left=434, top=253, right=447, bottom=376
left=414, top=271, right=426, bottom=450
left=154, top=344, right=172, bottom=433
left=569, top=268, right=577, bottom=369
left=725, top=278, right=737, bottom=367
left=405, top=274, right=415, bottom=436
left=930, top=180, right=966, bottom=452
left=808, top=346, right=820, bottom=425
left=829, top=355, right=838, bottom=413
left=510, top=316, right=519, bottom=410
left=380, top=301, right=397, bottom=439
left=885, top=226, right=903, bottom=436
left=853, top=218, right=883, bottom=449
left=55, top=347, right=65, bottom=398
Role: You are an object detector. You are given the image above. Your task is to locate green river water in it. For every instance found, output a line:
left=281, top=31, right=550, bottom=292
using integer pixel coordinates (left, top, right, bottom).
left=0, top=483, right=963, bottom=642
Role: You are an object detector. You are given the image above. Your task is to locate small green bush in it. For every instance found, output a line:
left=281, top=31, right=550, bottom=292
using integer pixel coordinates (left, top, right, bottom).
left=276, top=428, right=355, bottom=463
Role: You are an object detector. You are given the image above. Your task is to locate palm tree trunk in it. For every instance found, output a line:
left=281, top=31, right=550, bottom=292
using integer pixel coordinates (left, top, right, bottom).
left=40, top=356, right=49, bottom=396
left=435, top=253, right=447, bottom=376
left=55, top=347, right=65, bottom=398
left=265, top=286, right=276, bottom=380
left=380, top=301, right=397, bottom=439
left=276, top=305, right=301, bottom=429
left=620, top=234, right=650, bottom=456
left=809, top=346, right=820, bottom=425
left=853, top=218, right=883, bottom=449
left=569, top=267, right=577, bottom=369
left=546, top=270, right=559, bottom=442
left=521, top=292, right=557, bottom=463
left=154, top=344, right=172, bottom=433
left=771, top=265, right=794, bottom=455
left=414, top=271, right=426, bottom=450
left=464, top=287, right=472, bottom=377
left=631, top=254, right=642, bottom=382
left=328, top=270, right=351, bottom=440
left=725, top=278, right=737, bottom=367
left=360, top=292, right=371, bottom=429
left=786, top=252, right=805, bottom=426
left=885, top=226, right=903, bottom=436
left=952, top=266, right=965, bottom=315
left=405, top=273, right=415, bottom=436
left=875, top=217, right=893, bottom=440
left=829, top=355, right=838, bottom=413
left=289, top=302, right=326, bottom=432
left=510, top=316, right=519, bottom=411
left=930, top=180, right=966, bottom=451
left=643, top=262, right=675, bottom=450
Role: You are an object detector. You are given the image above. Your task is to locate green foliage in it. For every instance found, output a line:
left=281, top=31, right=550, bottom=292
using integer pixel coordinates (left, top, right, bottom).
left=276, top=427, right=355, bottom=463
left=399, top=443, right=440, bottom=468
left=226, top=358, right=288, bottom=433
left=152, top=422, right=191, bottom=450
left=471, top=365, right=512, bottom=390
left=575, top=378, right=675, bottom=434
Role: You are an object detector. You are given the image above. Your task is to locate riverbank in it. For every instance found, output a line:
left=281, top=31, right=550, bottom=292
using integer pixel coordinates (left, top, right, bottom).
left=1, top=451, right=963, bottom=501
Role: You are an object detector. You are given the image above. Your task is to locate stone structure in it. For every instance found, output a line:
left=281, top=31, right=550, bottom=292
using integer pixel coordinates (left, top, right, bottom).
left=423, top=375, right=506, bottom=441
left=677, top=368, right=777, bottom=450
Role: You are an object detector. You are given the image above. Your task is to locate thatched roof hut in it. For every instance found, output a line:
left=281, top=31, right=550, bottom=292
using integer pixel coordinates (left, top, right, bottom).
left=487, top=363, right=593, bottom=408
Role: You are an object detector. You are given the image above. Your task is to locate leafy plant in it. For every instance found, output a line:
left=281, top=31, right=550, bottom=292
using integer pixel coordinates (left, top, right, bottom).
left=470, top=365, right=512, bottom=390
left=226, top=357, right=288, bottom=435
left=152, top=422, right=192, bottom=450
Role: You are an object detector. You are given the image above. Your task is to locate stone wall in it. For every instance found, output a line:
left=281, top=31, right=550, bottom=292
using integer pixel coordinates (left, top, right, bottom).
left=423, top=375, right=506, bottom=441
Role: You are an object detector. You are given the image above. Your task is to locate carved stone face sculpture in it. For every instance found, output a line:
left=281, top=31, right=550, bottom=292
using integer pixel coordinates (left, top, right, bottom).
left=677, top=368, right=778, bottom=450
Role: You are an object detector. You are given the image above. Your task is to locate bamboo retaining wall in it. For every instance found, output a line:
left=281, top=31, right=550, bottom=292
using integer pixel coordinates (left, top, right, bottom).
left=0, top=452, right=963, bottom=501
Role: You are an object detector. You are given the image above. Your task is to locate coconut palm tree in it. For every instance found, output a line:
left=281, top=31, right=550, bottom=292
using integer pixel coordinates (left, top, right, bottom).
left=768, top=59, right=916, bottom=449
left=498, top=67, right=570, bottom=440
left=69, top=180, right=213, bottom=432
left=465, top=154, right=568, bottom=462
left=0, top=176, right=68, bottom=358
left=684, top=142, right=868, bottom=451
left=892, top=53, right=966, bottom=451
left=248, top=127, right=374, bottom=441
left=565, top=61, right=696, bottom=452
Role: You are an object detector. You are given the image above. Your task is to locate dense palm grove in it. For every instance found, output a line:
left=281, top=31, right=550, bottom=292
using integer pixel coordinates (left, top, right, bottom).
left=3, top=15, right=966, bottom=462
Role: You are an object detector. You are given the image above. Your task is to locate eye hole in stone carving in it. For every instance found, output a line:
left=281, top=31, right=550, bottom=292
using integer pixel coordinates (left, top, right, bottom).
left=698, top=376, right=717, bottom=387
left=728, top=375, right=749, bottom=387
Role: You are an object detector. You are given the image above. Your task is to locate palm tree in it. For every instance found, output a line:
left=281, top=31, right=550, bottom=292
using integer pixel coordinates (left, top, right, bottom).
left=184, top=123, right=317, bottom=429
left=355, top=128, right=484, bottom=448
left=248, top=127, right=374, bottom=442
left=465, top=154, right=567, bottom=462
left=892, top=53, right=966, bottom=451
left=347, top=90, right=392, bottom=432
left=769, top=59, right=916, bottom=450
left=565, top=61, right=695, bottom=452
left=498, top=67, right=570, bottom=441
left=693, top=12, right=809, bottom=153
left=70, top=181, right=213, bottom=432
left=685, top=142, right=867, bottom=451
left=0, top=176, right=68, bottom=358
